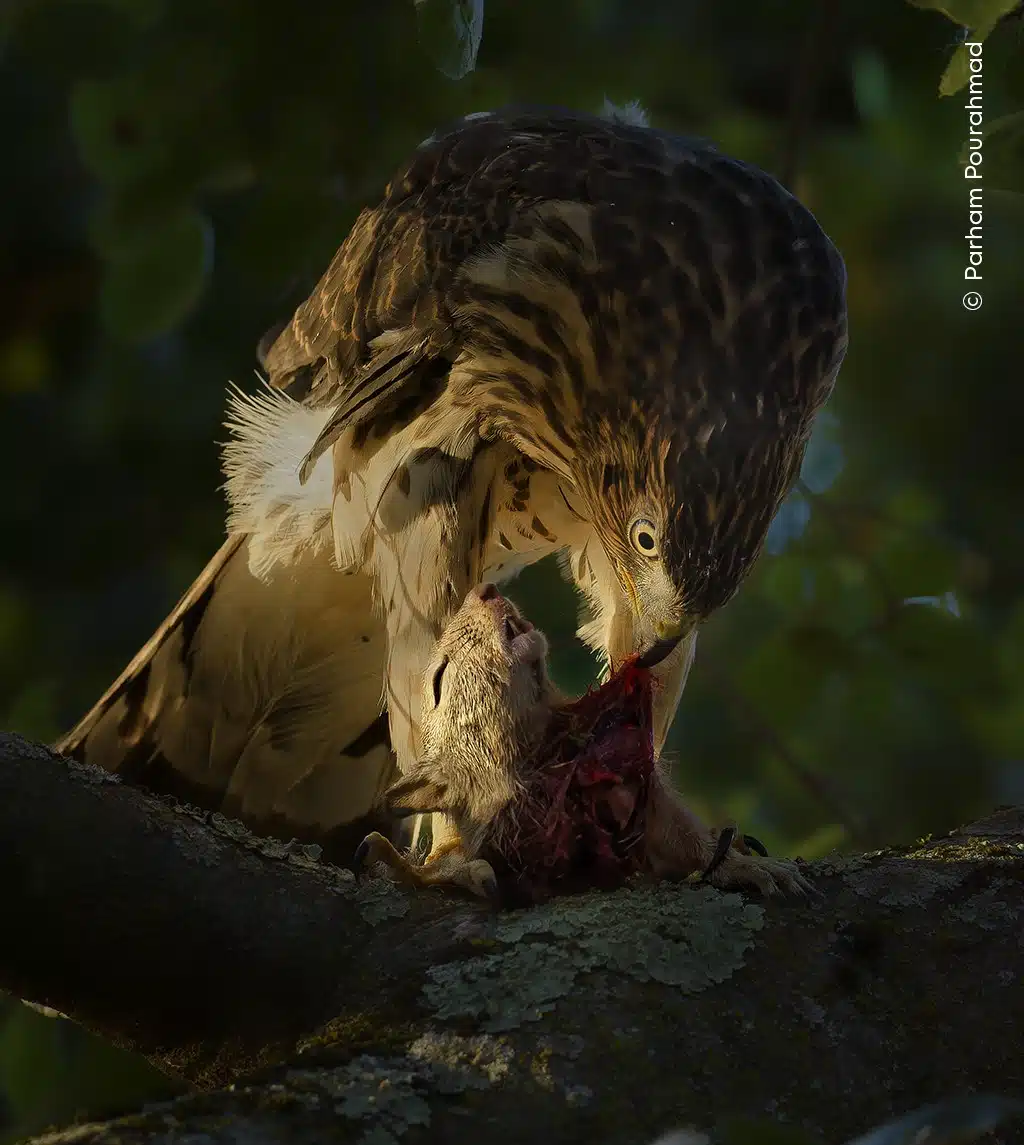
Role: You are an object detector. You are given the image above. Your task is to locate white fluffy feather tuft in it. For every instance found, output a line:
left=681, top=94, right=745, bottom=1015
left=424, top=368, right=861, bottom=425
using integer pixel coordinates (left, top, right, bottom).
left=221, top=378, right=337, bottom=580
left=600, top=97, right=650, bottom=128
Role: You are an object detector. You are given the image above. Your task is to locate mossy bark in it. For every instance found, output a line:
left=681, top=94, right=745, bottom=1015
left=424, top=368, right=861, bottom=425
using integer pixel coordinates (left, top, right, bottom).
left=2, top=733, right=1022, bottom=1145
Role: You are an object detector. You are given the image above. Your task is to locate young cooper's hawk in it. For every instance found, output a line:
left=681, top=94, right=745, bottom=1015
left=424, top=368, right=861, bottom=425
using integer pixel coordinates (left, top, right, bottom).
left=58, top=104, right=848, bottom=859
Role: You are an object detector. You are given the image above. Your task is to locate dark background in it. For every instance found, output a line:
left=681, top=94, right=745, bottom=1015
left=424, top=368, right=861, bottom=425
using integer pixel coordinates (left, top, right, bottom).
left=1, top=0, right=1021, bottom=1139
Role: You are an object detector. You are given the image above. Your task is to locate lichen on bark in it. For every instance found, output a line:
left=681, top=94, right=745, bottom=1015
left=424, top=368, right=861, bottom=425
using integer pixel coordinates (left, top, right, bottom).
left=422, top=882, right=766, bottom=1031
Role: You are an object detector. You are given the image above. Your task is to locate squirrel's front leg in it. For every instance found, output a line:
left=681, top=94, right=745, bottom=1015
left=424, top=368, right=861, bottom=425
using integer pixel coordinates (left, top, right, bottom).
left=643, top=770, right=814, bottom=898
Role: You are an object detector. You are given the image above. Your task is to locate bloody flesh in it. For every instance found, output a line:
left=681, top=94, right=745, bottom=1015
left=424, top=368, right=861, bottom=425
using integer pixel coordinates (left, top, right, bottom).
left=486, top=657, right=658, bottom=904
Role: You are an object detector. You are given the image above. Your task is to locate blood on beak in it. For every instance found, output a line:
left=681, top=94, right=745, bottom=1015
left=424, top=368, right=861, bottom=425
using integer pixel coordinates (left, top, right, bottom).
left=635, top=619, right=685, bottom=670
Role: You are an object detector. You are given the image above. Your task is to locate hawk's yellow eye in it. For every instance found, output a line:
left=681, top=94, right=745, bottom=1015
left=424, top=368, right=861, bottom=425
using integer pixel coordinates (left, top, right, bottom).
left=629, top=517, right=659, bottom=557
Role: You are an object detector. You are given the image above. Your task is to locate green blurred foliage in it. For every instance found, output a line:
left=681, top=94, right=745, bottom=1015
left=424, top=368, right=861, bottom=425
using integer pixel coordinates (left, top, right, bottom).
left=0, top=999, right=180, bottom=1142
left=907, top=0, right=1019, bottom=93
left=0, top=0, right=1022, bottom=1139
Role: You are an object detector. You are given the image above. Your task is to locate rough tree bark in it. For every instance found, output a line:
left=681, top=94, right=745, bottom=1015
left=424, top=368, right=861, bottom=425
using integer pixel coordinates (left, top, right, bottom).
left=2, top=731, right=1022, bottom=1145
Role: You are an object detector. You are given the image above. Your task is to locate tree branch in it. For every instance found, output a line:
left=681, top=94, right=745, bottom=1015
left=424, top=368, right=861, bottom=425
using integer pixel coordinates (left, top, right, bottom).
left=0, top=732, right=477, bottom=1087
left=2, top=731, right=1022, bottom=1145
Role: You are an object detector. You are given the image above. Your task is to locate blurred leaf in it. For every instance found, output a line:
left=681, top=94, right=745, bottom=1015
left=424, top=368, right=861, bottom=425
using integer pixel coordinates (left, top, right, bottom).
left=800, top=413, right=845, bottom=495
left=808, top=554, right=888, bottom=638
left=993, top=599, right=1024, bottom=684
left=906, top=0, right=1019, bottom=32
left=973, top=601, right=1024, bottom=754
left=766, top=492, right=811, bottom=554
left=0, top=587, right=28, bottom=652
left=0, top=1001, right=179, bottom=1144
left=939, top=45, right=972, bottom=97
left=852, top=50, right=891, bottom=122
left=886, top=487, right=942, bottom=528
left=70, top=74, right=167, bottom=186
left=980, top=111, right=1024, bottom=192
left=414, top=0, right=485, bottom=80
left=0, top=336, right=49, bottom=395
left=88, top=188, right=198, bottom=260
left=842, top=1096, right=1024, bottom=1145
left=870, top=522, right=962, bottom=602
left=0, top=679, right=58, bottom=742
left=789, top=623, right=858, bottom=671
left=973, top=690, right=1024, bottom=755
left=883, top=601, right=995, bottom=695
left=756, top=554, right=814, bottom=614
left=736, top=630, right=832, bottom=730
left=98, top=206, right=213, bottom=341
left=905, top=0, right=1018, bottom=94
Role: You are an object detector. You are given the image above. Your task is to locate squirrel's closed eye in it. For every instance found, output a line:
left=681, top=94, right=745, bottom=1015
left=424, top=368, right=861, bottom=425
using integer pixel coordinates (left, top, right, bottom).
left=431, top=658, right=449, bottom=706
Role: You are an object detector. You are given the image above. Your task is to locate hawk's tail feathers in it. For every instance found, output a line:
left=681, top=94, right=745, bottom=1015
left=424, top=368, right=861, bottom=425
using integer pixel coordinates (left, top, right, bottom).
left=55, top=536, right=244, bottom=775
left=55, top=538, right=398, bottom=862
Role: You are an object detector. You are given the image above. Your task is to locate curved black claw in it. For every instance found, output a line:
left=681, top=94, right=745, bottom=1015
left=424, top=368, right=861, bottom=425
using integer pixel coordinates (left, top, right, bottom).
left=700, top=825, right=737, bottom=883
left=743, top=833, right=769, bottom=857
left=352, top=837, right=371, bottom=882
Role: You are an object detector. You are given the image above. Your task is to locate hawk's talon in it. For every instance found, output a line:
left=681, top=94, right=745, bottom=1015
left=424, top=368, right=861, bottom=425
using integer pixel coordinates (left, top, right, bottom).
left=352, top=831, right=410, bottom=884
left=351, top=835, right=373, bottom=881
left=742, top=833, right=769, bottom=857
left=352, top=830, right=500, bottom=903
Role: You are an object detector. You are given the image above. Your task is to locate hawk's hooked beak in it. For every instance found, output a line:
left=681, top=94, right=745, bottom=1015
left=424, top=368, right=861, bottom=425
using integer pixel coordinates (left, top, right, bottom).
left=614, top=566, right=687, bottom=671
left=635, top=619, right=686, bottom=670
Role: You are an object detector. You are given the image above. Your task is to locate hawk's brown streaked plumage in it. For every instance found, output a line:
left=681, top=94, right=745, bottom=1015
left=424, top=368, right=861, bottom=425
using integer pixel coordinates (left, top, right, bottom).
left=58, top=104, right=848, bottom=861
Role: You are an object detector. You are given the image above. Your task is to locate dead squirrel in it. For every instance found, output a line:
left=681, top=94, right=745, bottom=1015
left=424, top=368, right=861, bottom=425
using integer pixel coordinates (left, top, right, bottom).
left=355, top=584, right=813, bottom=902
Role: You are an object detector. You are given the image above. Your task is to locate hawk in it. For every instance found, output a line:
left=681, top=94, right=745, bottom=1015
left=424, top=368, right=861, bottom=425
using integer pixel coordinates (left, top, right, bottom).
left=58, top=103, right=848, bottom=861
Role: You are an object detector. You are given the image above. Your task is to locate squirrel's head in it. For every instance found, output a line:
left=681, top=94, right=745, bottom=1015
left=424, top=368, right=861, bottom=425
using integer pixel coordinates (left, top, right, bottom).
left=384, top=584, right=556, bottom=840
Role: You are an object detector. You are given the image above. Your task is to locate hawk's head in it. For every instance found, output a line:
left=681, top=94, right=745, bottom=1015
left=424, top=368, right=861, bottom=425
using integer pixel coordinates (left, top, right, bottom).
left=448, top=119, right=848, bottom=672
left=564, top=209, right=847, bottom=670
left=572, top=394, right=830, bottom=671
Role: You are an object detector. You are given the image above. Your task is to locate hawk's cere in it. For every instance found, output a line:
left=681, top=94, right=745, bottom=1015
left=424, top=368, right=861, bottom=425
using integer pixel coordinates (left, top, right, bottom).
left=58, top=103, right=848, bottom=859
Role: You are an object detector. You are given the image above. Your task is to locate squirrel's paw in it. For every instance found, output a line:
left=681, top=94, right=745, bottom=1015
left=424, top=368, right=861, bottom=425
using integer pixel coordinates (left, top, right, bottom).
left=695, top=827, right=815, bottom=898
left=701, top=848, right=816, bottom=898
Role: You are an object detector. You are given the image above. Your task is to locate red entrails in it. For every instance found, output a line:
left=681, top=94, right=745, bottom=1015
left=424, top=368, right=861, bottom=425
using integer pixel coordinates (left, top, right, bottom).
left=487, top=656, right=660, bottom=904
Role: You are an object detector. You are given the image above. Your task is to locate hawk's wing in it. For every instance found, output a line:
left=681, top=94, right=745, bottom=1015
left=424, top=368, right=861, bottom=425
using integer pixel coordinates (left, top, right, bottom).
left=259, top=106, right=705, bottom=470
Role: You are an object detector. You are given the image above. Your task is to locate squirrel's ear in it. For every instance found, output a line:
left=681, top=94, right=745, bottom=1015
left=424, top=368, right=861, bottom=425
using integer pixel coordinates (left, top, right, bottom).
left=385, top=761, right=450, bottom=817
